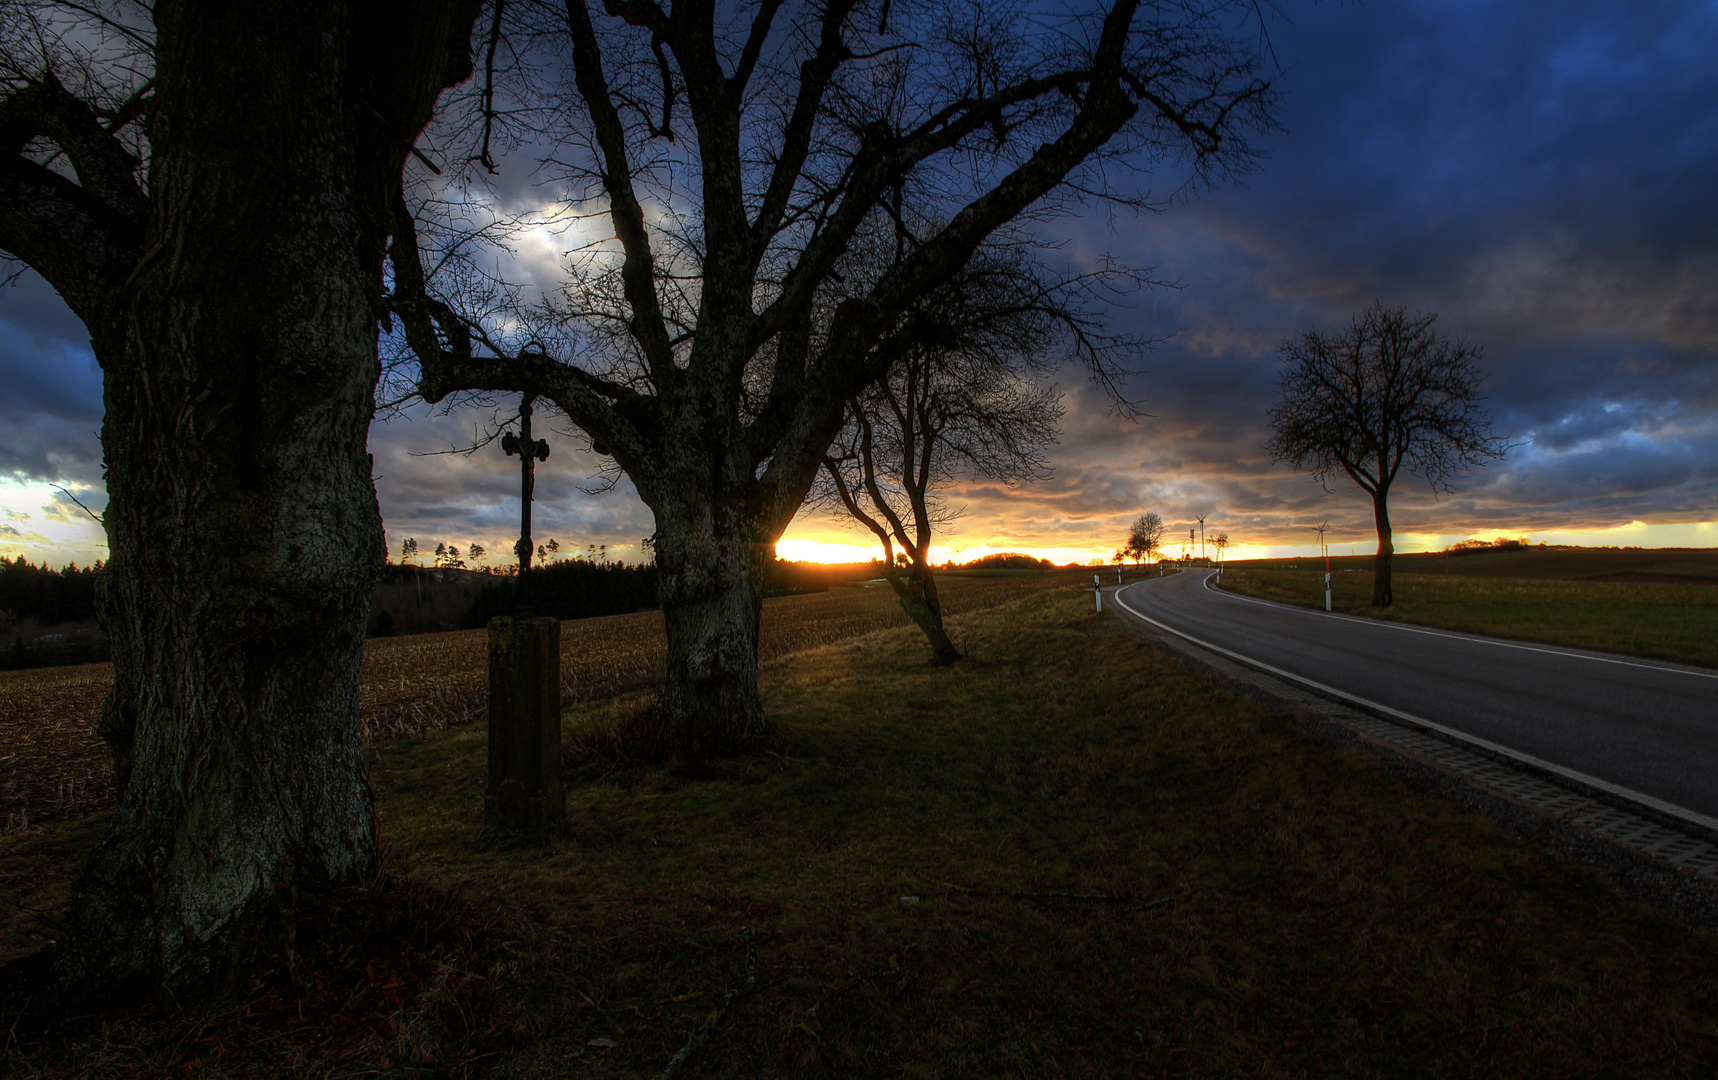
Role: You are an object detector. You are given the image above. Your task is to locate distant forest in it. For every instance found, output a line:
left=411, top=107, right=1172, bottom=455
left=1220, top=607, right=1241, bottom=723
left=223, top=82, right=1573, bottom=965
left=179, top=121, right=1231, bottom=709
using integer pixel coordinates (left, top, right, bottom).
left=0, top=555, right=102, bottom=624
left=0, top=556, right=108, bottom=669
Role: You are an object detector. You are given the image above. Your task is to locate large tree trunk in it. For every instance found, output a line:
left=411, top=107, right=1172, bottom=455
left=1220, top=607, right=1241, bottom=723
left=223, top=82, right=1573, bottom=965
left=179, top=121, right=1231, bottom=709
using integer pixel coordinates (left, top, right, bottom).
left=1372, top=490, right=1395, bottom=607
left=649, top=498, right=771, bottom=759
left=886, top=563, right=962, bottom=666
left=51, top=0, right=478, bottom=1004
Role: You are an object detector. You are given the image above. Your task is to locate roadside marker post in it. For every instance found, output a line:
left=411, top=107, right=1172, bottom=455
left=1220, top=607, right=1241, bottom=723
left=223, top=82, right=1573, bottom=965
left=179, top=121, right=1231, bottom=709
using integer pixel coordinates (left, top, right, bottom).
left=1094, top=574, right=1102, bottom=612
left=1316, top=521, right=1332, bottom=612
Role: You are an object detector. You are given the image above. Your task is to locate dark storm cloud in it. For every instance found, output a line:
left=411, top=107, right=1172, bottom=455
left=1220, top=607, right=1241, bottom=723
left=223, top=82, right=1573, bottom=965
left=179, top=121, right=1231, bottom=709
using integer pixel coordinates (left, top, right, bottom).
left=2, top=0, right=1714, bottom=561
left=0, top=270, right=105, bottom=484
left=1011, top=0, right=1718, bottom=552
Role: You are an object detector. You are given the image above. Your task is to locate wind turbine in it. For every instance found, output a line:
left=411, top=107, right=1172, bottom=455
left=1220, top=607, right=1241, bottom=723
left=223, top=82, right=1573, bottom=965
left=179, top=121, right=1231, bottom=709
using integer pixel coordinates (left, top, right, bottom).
left=1196, top=514, right=1208, bottom=563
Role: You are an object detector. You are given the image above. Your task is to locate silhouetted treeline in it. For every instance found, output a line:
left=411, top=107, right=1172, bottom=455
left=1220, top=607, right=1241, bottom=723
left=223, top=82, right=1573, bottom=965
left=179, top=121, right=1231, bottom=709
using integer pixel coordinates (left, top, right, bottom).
left=963, top=553, right=1054, bottom=571
left=462, top=560, right=659, bottom=627
left=1446, top=537, right=1534, bottom=556
left=460, top=559, right=831, bottom=628
left=0, top=555, right=103, bottom=624
left=763, top=560, right=831, bottom=596
left=0, top=556, right=110, bottom=670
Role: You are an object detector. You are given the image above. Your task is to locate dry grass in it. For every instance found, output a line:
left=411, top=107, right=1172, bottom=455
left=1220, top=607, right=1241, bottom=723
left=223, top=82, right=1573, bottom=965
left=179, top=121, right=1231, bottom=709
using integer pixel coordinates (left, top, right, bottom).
left=0, top=573, right=1073, bottom=831
left=9, top=581, right=1718, bottom=1076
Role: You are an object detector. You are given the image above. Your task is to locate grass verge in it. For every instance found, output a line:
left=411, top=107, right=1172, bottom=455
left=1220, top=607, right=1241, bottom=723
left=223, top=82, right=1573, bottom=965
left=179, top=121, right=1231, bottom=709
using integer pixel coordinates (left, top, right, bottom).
left=1219, top=567, right=1718, bottom=669
left=5, top=585, right=1718, bottom=1076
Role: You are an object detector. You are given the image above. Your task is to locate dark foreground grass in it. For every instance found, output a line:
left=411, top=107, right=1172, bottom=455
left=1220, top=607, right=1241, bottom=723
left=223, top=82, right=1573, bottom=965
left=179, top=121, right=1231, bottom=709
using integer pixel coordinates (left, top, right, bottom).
left=1219, top=568, right=1718, bottom=669
left=6, top=586, right=1718, bottom=1077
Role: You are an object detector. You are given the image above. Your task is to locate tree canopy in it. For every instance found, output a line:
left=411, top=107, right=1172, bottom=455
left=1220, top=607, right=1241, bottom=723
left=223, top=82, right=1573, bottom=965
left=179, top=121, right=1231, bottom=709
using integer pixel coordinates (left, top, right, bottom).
left=389, top=0, right=1283, bottom=752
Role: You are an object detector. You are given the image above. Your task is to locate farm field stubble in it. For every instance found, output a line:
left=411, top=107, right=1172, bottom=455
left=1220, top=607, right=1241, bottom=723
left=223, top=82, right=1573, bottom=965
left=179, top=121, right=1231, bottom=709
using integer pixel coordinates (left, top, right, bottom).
left=0, top=572, right=1073, bottom=830
left=7, top=584, right=1718, bottom=1077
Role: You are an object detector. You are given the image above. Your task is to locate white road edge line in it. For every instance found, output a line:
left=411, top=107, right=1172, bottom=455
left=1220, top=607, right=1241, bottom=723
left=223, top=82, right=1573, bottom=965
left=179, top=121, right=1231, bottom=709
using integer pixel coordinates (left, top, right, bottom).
left=1110, top=580, right=1718, bottom=840
left=1198, top=572, right=1718, bottom=682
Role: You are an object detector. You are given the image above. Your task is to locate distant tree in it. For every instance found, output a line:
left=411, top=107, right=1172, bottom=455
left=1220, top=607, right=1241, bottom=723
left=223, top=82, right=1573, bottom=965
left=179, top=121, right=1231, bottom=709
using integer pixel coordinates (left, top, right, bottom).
left=545, top=538, right=559, bottom=562
left=1266, top=304, right=1508, bottom=606
left=469, top=542, right=486, bottom=567
left=1212, top=532, right=1230, bottom=567
left=1125, top=512, right=1165, bottom=565
left=401, top=537, right=420, bottom=566
left=433, top=542, right=449, bottom=568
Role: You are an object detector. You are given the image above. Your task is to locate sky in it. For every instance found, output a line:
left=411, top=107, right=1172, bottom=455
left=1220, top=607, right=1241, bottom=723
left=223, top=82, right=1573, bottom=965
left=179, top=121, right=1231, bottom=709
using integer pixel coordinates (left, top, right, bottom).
left=3, top=0, right=1716, bottom=568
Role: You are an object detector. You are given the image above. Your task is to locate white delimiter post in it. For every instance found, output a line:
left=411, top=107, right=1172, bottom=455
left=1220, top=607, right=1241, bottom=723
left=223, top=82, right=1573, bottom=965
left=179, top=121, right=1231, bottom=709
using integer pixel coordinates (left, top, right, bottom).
left=1094, top=574, right=1102, bottom=612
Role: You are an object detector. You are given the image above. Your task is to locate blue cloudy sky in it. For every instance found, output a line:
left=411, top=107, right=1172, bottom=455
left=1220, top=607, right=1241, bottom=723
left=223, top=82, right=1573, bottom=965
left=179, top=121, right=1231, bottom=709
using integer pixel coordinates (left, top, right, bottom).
left=2, top=0, right=1715, bottom=567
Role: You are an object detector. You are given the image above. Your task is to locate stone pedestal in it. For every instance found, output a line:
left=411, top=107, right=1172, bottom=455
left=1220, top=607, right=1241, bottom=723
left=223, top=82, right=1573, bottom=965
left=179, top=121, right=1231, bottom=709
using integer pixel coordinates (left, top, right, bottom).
left=481, top=616, right=567, bottom=849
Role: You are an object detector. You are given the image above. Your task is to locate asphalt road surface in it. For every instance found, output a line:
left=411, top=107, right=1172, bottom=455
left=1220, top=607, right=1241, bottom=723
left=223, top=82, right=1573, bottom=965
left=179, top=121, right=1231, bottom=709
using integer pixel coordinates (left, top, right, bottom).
left=1112, top=570, right=1718, bottom=822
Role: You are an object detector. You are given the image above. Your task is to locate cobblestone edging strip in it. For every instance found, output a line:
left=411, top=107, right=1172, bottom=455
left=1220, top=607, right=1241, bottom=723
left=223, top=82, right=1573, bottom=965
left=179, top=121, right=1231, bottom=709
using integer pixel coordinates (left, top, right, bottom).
left=1107, top=589, right=1718, bottom=883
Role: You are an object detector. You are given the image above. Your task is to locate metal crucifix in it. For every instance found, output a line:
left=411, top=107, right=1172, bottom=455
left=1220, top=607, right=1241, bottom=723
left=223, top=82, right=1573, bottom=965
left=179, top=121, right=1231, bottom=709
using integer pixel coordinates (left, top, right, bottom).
left=501, top=394, right=550, bottom=613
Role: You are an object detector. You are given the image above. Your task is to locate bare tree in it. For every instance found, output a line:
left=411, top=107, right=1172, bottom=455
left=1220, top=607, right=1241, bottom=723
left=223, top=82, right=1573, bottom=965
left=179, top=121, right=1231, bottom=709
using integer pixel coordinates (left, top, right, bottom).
left=1125, top=511, right=1164, bottom=564
left=818, top=249, right=1072, bottom=664
left=1211, top=530, right=1229, bottom=567
left=0, top=0, right=483, bottom=999
left=1266, top=303, right=1508, bottom=606
left=391, top=0, right=1280, bottom=757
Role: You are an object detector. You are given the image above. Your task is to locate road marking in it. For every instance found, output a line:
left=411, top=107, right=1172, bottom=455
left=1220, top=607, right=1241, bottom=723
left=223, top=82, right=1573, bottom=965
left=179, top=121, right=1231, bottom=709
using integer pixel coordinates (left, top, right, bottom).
left=1111, top=581, right=1718, bottom=841
left=1193, top=571, right=1718, bottom=682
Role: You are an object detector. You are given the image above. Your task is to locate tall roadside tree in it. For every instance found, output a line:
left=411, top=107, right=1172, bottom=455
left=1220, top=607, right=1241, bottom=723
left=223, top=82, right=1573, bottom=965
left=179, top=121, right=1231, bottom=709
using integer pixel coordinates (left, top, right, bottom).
left=1265, top=303, right=1508, bottom=606
left=1125, top=511, right=1164, bottom=565
left=391, top=0, right=1280, bottom=757
left=0, top=0, right=482, bottom=1001
left=817, top=248, right=1081, bottom=665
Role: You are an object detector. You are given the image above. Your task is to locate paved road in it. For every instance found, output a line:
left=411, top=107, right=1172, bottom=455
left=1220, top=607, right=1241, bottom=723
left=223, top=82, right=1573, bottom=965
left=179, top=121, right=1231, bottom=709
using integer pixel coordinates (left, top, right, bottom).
left=1112, top=570, right=1718, bottom=822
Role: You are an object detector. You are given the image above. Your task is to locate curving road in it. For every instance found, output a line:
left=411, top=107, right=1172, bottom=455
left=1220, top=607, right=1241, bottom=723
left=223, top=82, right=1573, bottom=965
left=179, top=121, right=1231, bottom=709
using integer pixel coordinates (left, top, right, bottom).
left=1111, top=570, right=1718, bottom=824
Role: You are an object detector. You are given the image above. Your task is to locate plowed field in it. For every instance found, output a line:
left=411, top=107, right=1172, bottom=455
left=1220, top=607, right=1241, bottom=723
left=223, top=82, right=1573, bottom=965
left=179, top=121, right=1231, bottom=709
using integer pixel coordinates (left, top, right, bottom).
left=0, top=572, right=1076, bottom=829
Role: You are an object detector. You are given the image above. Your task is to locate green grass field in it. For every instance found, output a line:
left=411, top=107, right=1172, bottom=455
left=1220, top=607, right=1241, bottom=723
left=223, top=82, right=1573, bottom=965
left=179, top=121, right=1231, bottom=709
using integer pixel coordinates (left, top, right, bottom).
left=1218, top=564, right=1718, bottom=669
left=6, top=584, right=1718, bottom=1077
left=1237, top=545, right=1718, bottom=581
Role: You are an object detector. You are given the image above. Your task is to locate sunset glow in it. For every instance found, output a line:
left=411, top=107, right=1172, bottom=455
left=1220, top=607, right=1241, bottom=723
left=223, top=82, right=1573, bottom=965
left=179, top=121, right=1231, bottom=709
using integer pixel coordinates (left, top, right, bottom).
left=6, top=474, right=1714, bottom=576
left=5, top=4, right=1717, bottom=580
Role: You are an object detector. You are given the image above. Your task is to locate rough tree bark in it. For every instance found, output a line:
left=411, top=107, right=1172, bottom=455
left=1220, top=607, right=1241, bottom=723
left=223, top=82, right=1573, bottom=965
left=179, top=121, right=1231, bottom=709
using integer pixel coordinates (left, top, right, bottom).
left=652, top=524, right=772, bottom=750
left=0, top=0, right=481, bottom=1002
left=1372, top=489, right=1395, bottom=607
